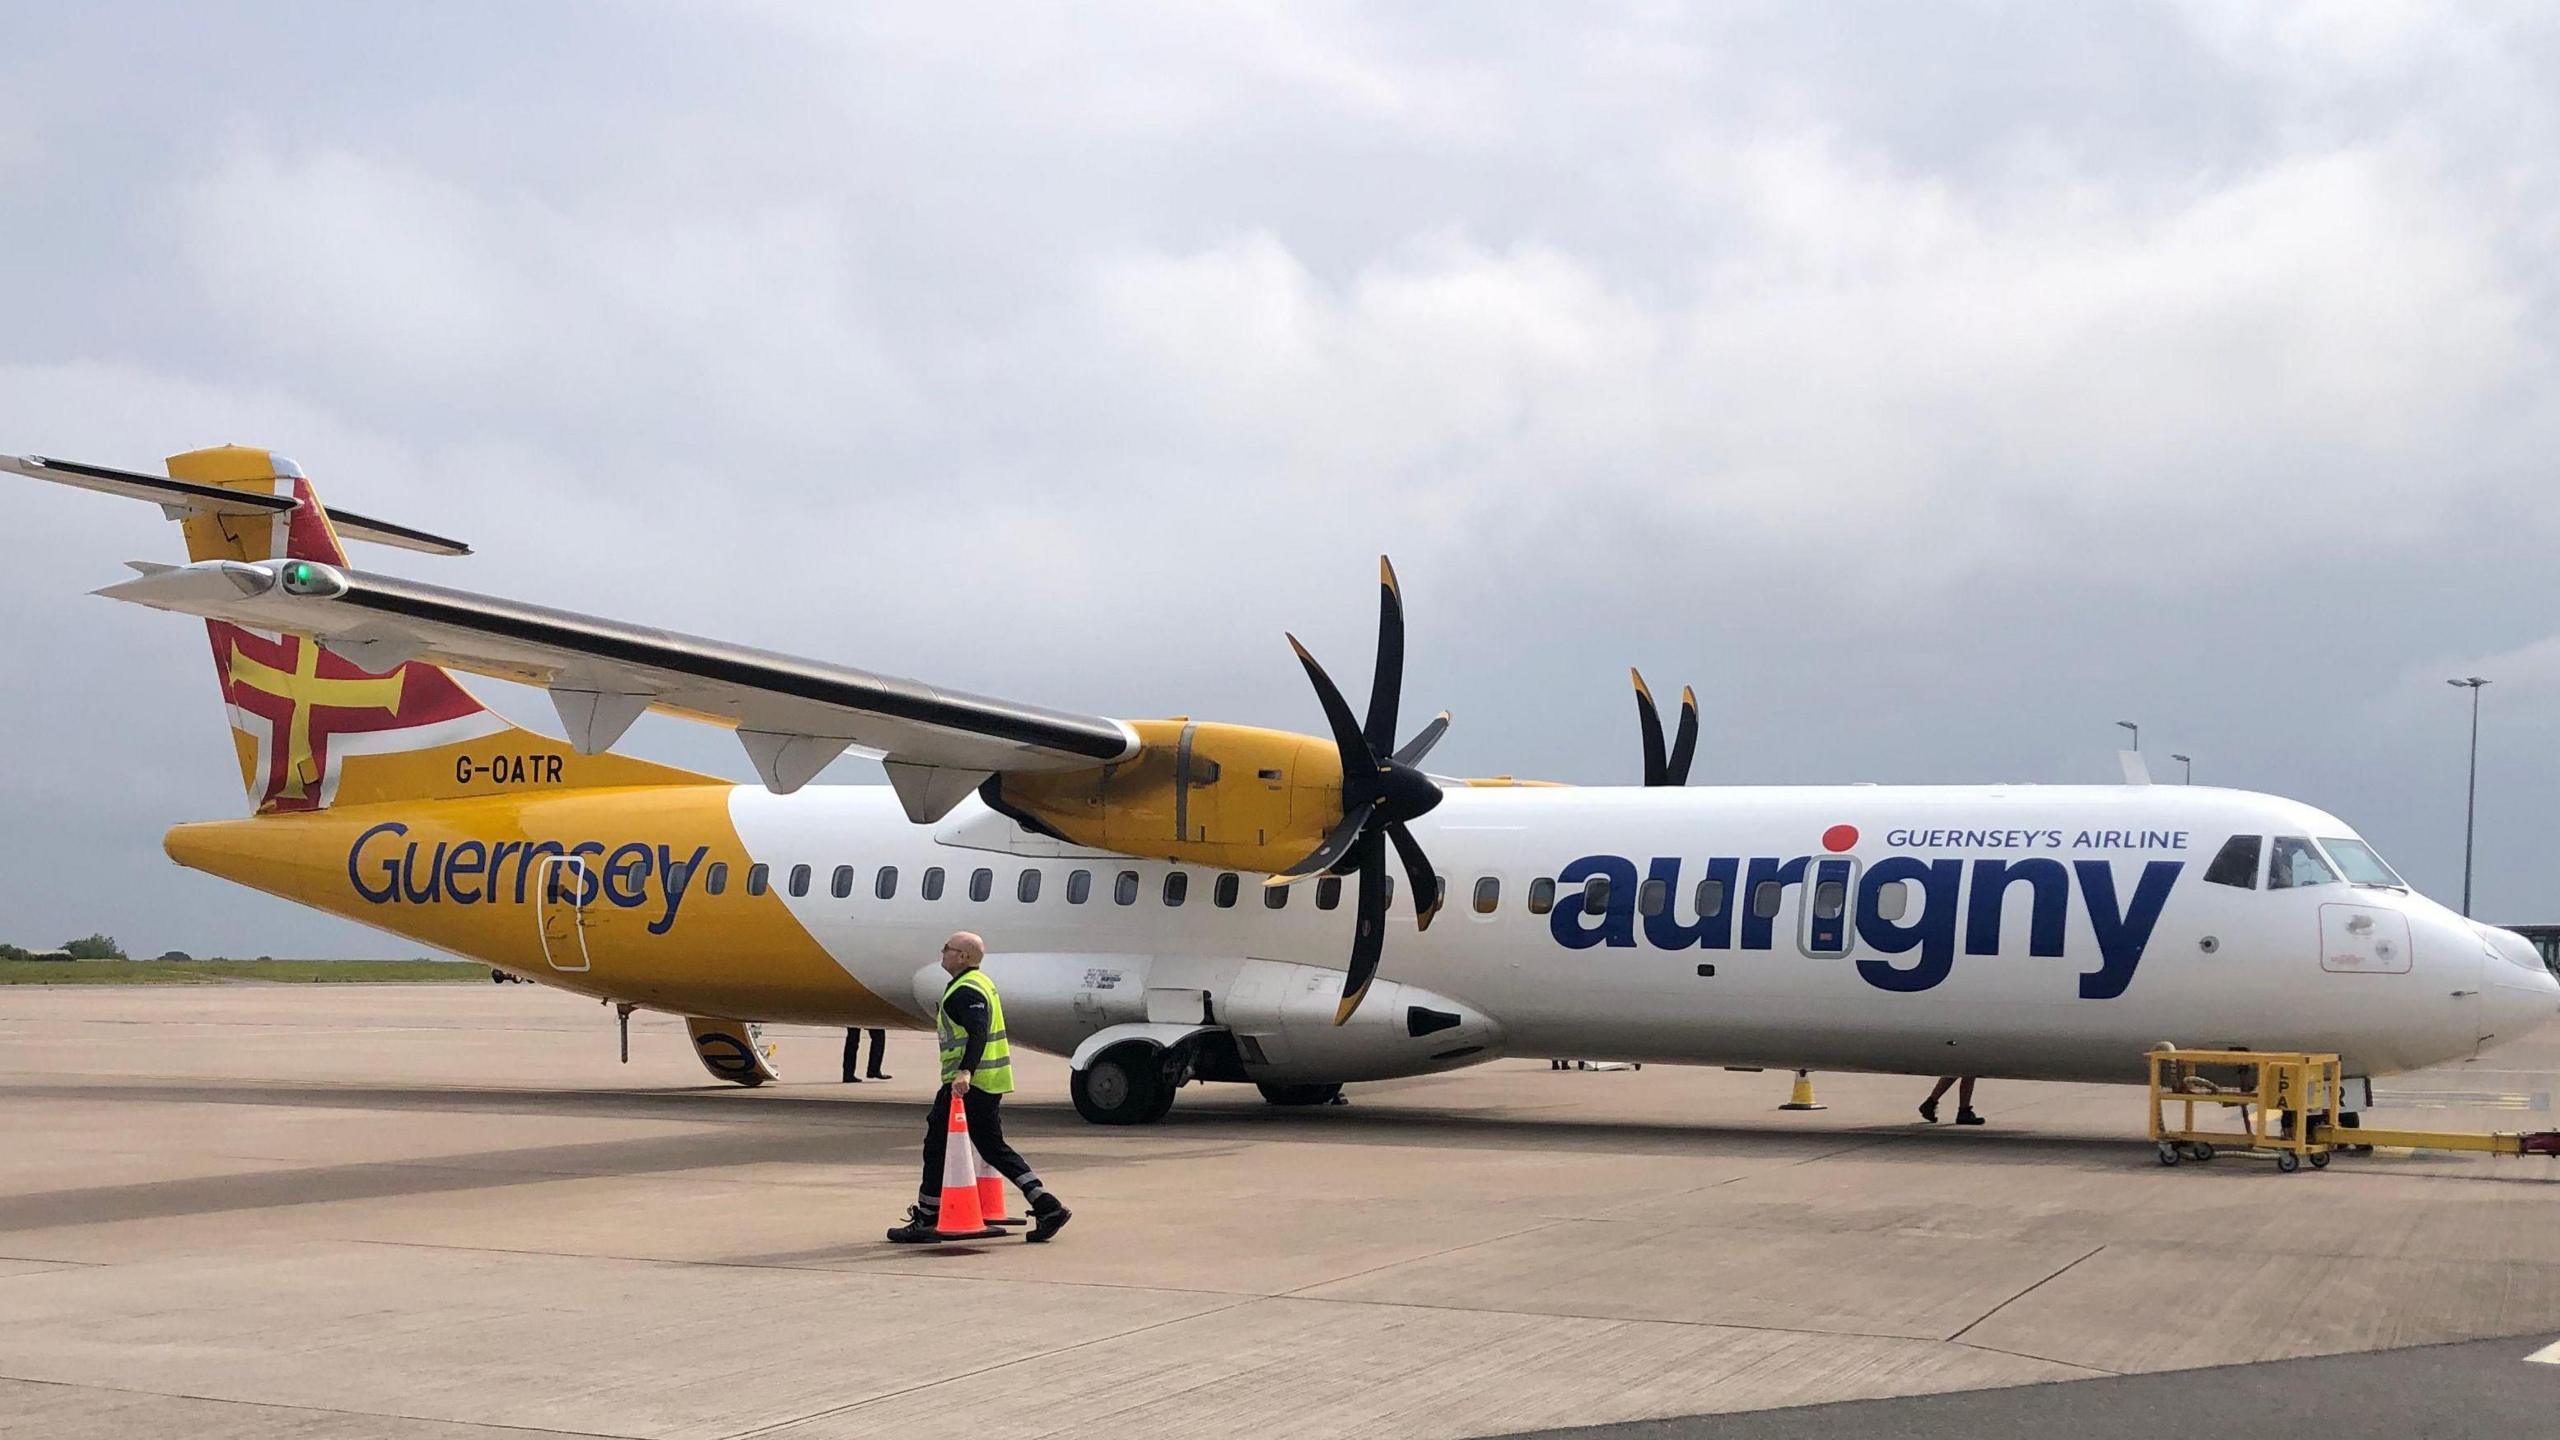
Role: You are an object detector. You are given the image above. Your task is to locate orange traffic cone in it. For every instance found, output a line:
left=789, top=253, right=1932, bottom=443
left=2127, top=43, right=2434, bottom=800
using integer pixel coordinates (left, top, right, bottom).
left=934, top=1093, right=1004, bottom=1240
left=977, top=1143, right=1026, bottom=1227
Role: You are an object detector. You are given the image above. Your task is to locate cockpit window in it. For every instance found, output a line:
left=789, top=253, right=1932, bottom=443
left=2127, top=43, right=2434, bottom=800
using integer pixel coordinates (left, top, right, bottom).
left=2203, top=835, right=2261, bottom=889
left=2266, top=836, right=2339, bottom=890
left=2319, top=837, right=2405, bottom=888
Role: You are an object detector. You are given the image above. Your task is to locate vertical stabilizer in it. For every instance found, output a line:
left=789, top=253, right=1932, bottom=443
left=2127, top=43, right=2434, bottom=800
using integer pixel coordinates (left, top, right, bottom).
left=150, top=446, right=707, bottom=813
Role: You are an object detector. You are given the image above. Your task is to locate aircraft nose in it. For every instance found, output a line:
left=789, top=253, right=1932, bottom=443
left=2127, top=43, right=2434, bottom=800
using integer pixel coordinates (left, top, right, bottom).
left=2478, top=927, right=2560, bottom=1053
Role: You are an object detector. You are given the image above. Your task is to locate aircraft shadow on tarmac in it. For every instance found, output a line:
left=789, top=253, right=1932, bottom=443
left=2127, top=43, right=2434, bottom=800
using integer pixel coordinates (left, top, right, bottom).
left=7, top=1075, right=2531, bottom=1238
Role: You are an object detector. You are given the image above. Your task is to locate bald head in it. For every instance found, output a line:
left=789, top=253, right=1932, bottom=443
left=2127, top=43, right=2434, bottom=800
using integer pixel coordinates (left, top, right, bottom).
left=939, top=931, right=985, bottom=975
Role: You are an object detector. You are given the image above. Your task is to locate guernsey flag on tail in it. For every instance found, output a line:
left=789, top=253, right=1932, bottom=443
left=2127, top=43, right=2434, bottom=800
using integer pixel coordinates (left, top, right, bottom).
left=158, top=445, right=696, bottom=814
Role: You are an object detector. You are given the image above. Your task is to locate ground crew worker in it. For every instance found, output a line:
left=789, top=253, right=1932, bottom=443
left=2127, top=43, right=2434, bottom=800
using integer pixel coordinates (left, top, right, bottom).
left=886, top=932, right=1071, bottom=1243
left=1919, top=1074, right=1984, bottom=1125
left=841, top=1027, right=889, bottom=1083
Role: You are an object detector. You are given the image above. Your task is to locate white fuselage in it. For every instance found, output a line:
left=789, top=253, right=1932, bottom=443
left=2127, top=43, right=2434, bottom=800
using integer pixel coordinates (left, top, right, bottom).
left=727, top=782, right=2560, bottom=1085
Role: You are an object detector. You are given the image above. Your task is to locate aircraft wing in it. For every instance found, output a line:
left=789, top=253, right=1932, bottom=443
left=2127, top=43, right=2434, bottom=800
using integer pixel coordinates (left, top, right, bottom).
left=95, top=557, right=1138, bottom=816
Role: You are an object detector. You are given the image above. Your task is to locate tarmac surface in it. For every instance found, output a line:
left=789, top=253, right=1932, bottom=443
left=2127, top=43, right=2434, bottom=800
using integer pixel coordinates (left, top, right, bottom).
left=0, top=984, right=2556, bottom=1440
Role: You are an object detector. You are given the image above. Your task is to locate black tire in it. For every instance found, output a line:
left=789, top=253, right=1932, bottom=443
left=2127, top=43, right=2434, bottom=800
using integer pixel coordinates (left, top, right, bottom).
left=2189, top=1141, right=2216, bottom=1163
left=1256, top=1082, right=1344, bottom=1107
left=2276, top=1150, right=2301, bottom=1174
left=2310, top=1150, right=2331, bottom=1170
left=2156, top=1141, right=2181, bottom=1167
left=1071, top=1045, right=1167, bottom=1126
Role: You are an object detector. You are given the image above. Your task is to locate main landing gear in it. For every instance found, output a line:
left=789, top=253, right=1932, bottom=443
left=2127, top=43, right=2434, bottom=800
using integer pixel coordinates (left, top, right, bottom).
left=1071, top=1042, right=1177, bottom=1125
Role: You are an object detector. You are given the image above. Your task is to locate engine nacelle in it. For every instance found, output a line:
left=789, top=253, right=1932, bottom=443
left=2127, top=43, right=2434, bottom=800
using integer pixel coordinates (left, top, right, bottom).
left=923, top=952, right=1505, bottom=1085
left=982, top=719, right=1346, bottom=873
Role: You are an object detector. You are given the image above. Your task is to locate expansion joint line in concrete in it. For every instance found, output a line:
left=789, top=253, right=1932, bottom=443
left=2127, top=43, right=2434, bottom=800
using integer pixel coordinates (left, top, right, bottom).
left=1944, top=1242, right=2109, bottom=1349
left=0, top=1371, right=635, bottom=1439
left=712, top=1294, right=1267, bottom=1440
left=347, top=1236, right=1258, bottom=1302
left=1274, top=1217, right=1576, bottom=1299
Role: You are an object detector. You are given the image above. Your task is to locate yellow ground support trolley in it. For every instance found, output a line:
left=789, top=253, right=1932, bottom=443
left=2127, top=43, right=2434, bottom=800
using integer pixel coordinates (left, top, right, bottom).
left=2146, top=1046, right=2560, bottom=1172
left=2147, top=1048, right=2339, bottom=1173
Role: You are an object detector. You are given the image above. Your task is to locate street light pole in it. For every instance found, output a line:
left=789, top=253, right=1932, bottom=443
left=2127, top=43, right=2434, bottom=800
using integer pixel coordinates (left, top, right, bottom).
left=2115, top=720, right=2139, bottom=753
left=2170, top=753, right=2191, bottom=784
left=2447, top=677, right=2490, bottom=917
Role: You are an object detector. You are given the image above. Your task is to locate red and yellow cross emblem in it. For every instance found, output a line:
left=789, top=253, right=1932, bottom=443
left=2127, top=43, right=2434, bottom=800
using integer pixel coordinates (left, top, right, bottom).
left=225, top=633, right=406, bottom=805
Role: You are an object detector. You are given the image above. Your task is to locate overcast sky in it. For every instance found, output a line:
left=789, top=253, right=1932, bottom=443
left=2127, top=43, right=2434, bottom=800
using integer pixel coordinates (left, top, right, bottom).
left=4, top=2, right=2556, bottom=958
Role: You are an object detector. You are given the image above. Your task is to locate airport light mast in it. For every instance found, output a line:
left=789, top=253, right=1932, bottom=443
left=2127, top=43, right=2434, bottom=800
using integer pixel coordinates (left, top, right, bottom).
left=2448, top=677, right=2490, bottom=917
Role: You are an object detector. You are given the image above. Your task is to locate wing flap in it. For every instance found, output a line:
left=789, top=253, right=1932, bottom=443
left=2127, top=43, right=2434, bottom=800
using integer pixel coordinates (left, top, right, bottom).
left=95, top=559, right=1137, bottom=785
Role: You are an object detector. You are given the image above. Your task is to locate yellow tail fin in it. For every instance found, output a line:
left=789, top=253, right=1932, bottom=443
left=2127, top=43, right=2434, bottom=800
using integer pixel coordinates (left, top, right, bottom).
left=163, top=446, right=712, bottom=813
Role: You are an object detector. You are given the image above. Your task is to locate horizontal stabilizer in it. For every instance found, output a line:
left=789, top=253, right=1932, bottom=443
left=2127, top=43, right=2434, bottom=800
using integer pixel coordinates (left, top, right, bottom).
left=94, top=557, right=1139, bottom=790
left=9, top=453, right=470, bottom=555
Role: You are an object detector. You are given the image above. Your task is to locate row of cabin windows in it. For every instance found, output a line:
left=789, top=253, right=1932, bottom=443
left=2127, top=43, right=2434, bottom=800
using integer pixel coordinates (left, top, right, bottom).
left=656, top=861, right=1912, bottom=924
left=679, top=860, right=1358, bottom=911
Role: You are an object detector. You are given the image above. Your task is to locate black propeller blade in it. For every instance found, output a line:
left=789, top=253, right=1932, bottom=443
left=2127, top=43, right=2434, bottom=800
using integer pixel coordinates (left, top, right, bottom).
left=1632, top=668, right=1699, bottom=787
left=1271, top=557, right=1448, bottom=1024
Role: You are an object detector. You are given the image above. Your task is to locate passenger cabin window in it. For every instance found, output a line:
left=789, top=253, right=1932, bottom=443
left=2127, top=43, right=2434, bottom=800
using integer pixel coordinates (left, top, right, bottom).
left=2321, top=837, right=2406, bottom=888
left=746, top=863, right=770, bottom=897
left=2203, top=835, right=2262, bottom=889
left=1639, top=878, right=1667, bottom=918
left=1214, top=873, right=1240, bottom=908
left=1473, top=877, right=1500, bottom=914
left=1316, top=876, right=1343, bottom=911
left=1265, top=883, right=1289, bottom=910
left=1581, top=874, right=1611, bottom=914
left=1017, top=869, right=1041, bottom=903
left=1874, top=880, right=1909, bottom=922
left=1115, top=870, right=1139, bottom=906
left=875, top=866, right=898, bottom=899
left=1751, top=880, right=1783, bottom=919
left=921, top=866, right=945, bottom=901
left=1696, top=879, right=1726, bottom=917
left=787, top=864, right=811, bottom=898
left=1164, top=872, right=1189, bottom=906
left=969, top=867, right=994, bottom=902
left=831, top=865, right=855, bottom=900
left=704, top=862, right=729, bottom=896
left=2267, top=836, right=2338, bottom=891
left=1812, top=879, right=1848, bottom=920
left=1528, top=877, right=1555, bottom=915
left=1067, top=869, right=1092, bottom=905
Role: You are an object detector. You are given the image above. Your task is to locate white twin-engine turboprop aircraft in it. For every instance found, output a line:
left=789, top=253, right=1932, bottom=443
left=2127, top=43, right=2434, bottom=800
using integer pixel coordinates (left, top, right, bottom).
left=14, top=446, right=2557, bottom=1124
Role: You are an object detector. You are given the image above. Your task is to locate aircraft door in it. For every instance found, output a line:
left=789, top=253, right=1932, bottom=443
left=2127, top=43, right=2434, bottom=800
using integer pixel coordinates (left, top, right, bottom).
left=537, top=856, right=593, bottom=972
left=1802, top=857, right=1857, bottom=957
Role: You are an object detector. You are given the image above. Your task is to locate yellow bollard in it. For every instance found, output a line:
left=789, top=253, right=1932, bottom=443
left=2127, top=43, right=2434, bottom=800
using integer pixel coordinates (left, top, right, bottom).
left=1779, top=1069, right=1826, bottom=1111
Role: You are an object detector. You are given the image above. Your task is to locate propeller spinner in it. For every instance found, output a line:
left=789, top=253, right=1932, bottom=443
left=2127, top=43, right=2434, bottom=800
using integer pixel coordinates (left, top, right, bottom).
left=1632, top=668, right=1698, bottom=787
left=1272, top=557, right=1450, bottom=1025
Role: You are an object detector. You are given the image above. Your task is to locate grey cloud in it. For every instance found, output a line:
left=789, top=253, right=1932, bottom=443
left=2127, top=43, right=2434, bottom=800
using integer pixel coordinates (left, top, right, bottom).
left=4, top=2, right=2558, bottom=958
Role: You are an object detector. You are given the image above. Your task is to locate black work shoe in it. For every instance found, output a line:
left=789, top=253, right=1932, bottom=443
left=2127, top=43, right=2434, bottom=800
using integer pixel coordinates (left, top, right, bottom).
left=867, top=1072, right=891, bottom=1081
left=1918, top=1100, right=1939, bottom=1124
left=1955, top=1108, right=1986, bottom=1126
left=1027, top=1201, right=1072, bottom=1244
left=843, top=1076, right=862, bottom=1083
left=886, top=1205, right=940, bottom=1243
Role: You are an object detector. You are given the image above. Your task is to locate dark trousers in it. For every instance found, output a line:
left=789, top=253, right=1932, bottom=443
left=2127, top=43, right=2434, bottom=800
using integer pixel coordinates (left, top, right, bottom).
left=841, top=1028, right=887, bottom=1080
left=916, top=1083, right=1049, bottom=1210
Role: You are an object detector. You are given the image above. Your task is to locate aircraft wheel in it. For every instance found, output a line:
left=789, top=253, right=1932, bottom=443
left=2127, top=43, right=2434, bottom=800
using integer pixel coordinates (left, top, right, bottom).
left=2276, top=1150, right=2301, bottom=1174
left=1071, top=1045, right=1167, bottom=1126
left=1256, top=1082, right=1344, bottom=1107
left=2156, top=1141, right=2181, bottom=1167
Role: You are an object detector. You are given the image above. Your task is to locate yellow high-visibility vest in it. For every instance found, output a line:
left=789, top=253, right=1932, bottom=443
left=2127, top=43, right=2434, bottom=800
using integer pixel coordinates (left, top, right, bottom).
left=936, top=967, right=1013, bottom=1094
